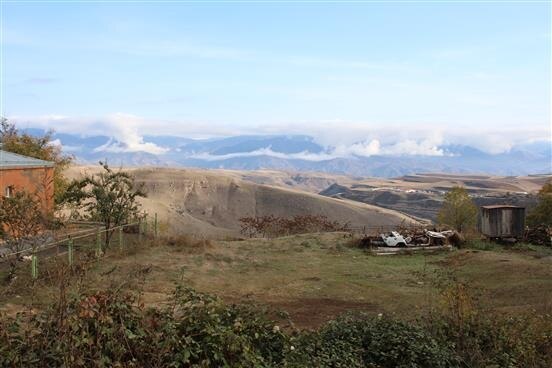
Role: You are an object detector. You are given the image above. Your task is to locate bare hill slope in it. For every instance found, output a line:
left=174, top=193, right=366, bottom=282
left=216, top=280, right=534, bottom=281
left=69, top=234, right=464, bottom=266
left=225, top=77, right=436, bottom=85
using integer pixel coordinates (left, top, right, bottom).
left=320, top=173, right=550, bottom=221
left=67, top=166, right=417, bottom=237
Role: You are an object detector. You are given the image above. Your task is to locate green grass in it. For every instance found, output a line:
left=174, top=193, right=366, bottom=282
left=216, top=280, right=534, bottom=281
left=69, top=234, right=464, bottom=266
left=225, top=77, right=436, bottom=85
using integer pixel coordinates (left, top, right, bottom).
left=1, top=232, right=551, bottom=328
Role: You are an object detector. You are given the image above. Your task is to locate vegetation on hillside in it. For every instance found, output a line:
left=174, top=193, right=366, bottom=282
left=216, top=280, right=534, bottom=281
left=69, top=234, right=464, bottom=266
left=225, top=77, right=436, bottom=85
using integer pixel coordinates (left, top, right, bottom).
left=0, top=118, right=73, bottom=204
left=437, top=186, right=478, bottom=233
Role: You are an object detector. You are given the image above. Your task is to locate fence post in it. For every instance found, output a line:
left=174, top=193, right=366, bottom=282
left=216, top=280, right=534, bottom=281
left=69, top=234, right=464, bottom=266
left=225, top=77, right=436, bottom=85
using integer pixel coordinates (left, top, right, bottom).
left=68, top=239, right=74, bottom=267
left=154, top=213, right=158, bottom=238
left=96, top=228, right=102, bottom=258
left=31, top=254, right=38, bottom=279
left=138, top=219, right=143, bottom=243
left=144, top=214, right=148, bottom=236
left=119, top=226, right=124, bottom=250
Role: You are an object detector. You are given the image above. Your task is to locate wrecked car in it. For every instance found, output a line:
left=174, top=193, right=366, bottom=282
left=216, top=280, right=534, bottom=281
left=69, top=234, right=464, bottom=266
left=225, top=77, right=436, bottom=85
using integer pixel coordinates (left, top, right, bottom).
left=380, top=231, right=411, bottom=247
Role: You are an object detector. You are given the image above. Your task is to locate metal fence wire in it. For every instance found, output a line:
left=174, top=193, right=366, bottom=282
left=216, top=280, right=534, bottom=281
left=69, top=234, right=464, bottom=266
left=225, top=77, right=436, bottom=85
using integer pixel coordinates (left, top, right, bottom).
left=0, top=213, right=159, bottom=280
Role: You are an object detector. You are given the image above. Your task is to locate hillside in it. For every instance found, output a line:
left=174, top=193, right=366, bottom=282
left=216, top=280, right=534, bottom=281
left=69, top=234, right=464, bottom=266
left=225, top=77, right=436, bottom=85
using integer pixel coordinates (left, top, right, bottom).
left=320, top=173, right=549, bottom=221
left=66, top=166, right=418, bottom=237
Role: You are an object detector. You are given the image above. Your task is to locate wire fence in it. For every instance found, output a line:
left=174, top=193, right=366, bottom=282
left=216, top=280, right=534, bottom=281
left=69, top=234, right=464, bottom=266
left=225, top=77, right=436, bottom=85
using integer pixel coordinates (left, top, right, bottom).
left=0, top=213, right=159, bottom=280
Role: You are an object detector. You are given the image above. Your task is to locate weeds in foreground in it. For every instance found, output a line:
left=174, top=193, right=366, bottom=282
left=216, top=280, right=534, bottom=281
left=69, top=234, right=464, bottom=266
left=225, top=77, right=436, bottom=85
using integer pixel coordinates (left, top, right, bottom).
left=1, top=234, right=551, bottom=367
left=1, top=279, right=551, bottom=367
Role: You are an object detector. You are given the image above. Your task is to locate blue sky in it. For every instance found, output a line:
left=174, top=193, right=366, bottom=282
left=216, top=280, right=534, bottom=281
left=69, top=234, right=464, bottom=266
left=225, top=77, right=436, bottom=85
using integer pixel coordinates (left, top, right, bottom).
left=2, top=1, right=551, bottom=154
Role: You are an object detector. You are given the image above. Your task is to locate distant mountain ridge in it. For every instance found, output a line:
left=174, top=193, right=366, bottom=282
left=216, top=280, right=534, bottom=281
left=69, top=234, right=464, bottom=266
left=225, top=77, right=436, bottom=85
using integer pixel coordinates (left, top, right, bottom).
left=25, top=129, right=552, bottom=177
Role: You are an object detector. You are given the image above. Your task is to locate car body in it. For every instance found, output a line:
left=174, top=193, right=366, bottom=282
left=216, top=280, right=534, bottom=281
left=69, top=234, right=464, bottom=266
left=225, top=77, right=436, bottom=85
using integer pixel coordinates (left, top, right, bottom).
left=380, top=231, right=410, bottom=247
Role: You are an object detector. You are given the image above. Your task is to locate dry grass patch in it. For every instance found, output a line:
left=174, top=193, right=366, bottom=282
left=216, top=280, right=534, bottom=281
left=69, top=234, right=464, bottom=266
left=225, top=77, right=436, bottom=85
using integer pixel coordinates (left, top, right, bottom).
left=1, top=232, right=551, bottom=328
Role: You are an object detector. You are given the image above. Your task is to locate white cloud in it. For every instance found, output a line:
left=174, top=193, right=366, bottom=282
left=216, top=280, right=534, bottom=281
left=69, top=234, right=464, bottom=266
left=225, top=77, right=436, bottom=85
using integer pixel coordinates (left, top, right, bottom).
left=7, top=113, right=550, bottom=157
left=333, top=140, right=381, bottom=157
left=188, top=137, right=446, bottom=162
left=12, top=113, right=169, bottom=155
left=190, top=147, right=337, bottom=162
left=96, top=113, right=169, bottom=154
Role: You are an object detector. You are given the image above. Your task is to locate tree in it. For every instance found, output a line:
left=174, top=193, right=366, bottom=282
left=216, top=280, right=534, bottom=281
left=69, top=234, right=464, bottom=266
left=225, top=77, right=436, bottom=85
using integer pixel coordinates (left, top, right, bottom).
left=0, top=118, right=73, bottom=205
left=64, top=162, right=146, bottom=251
left=437, top=186, right=478, bottom=232
left=527, top=180, right=552, bottom=228
left=0, top=190, right=49, bottom=279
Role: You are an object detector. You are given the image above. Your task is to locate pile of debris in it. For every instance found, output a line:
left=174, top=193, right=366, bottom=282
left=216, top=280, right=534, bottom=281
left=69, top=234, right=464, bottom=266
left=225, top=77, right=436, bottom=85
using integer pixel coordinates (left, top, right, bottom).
left=525, top=226, right=552, bottom=247
left=358, top=228, right=460, bottom=249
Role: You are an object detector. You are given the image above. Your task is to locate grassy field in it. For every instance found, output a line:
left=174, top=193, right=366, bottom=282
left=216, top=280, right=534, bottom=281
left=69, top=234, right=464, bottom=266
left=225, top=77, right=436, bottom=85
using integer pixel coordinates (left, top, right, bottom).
left=1, top=233, right=551, bottom=329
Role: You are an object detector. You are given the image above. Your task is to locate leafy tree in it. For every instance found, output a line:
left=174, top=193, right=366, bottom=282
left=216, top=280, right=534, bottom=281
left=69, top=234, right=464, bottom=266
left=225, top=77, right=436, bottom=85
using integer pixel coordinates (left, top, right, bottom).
left=64, top=162, right=146, bottom=250
left=437, top=186, right=478, bottom=232
left=0, top=190, right=49, bottom=280
left=0, top=118, right=73, bottom=205
left=527, top=180, right=552, bottom=227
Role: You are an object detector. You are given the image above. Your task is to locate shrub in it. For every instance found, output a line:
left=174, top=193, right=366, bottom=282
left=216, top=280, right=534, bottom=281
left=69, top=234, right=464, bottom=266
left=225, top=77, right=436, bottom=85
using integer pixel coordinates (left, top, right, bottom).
left=239, top=215, right=350, bottom=238
left=1, top=286, right=550, bottom=367
left=424, top=279, right=552, bottom=368
left=0, top=287, right=288, bottom=367
left=425, top=312, right=552, bottom=368
left=286, top=314, right=459, bottom=368
left=527, top=180, right=552, bottom=228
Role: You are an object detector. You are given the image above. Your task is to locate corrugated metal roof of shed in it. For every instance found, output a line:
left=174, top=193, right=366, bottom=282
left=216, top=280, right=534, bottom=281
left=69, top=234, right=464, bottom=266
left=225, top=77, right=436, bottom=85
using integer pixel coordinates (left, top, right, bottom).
left=0, top=149, right=54, bottom=169
left=481, top=205, right=525, bottom=210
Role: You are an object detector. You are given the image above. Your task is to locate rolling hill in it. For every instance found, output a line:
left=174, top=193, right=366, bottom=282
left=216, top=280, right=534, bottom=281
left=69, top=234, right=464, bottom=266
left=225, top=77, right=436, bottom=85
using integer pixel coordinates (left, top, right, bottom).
left=66, top=166, right=419, bottom=237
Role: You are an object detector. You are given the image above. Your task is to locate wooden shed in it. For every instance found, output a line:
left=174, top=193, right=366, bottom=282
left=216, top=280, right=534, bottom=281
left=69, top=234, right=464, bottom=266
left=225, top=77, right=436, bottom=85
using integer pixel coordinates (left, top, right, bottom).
left=479, top=205, right=525, bottom=239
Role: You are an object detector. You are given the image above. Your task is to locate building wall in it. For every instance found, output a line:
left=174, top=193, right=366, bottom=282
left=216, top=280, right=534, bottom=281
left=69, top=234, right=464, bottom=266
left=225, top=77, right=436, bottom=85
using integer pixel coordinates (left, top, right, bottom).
left=0, top=166, right=55, bottom=213
left=480, top=207, right=525, bottom=238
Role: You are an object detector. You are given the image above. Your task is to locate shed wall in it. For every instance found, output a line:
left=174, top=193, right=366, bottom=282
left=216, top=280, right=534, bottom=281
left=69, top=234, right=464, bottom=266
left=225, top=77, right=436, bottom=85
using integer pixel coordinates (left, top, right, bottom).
left=480, top=208, right=525, bottom=238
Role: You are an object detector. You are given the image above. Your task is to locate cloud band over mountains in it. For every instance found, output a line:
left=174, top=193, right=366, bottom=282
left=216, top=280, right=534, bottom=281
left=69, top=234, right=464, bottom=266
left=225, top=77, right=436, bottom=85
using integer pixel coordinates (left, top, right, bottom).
left=9, top=113, right=551, bottom=159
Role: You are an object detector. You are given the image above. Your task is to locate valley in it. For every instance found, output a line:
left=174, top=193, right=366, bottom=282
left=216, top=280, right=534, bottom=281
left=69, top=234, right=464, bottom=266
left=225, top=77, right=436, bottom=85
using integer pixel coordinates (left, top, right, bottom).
left=68, top=167, right=549, bottom=228
left=319, top=173, right=548, bottom=221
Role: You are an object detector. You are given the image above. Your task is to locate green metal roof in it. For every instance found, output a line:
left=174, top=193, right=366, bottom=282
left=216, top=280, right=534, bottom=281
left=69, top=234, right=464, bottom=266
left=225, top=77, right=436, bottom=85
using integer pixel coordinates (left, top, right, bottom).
left=0, top=149, right=54, bottom=169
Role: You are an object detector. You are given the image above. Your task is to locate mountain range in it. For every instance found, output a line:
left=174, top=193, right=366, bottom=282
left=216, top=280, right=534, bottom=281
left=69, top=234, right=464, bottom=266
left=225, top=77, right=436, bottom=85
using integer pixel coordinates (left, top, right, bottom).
left=26, top=129, right=552, bottom=177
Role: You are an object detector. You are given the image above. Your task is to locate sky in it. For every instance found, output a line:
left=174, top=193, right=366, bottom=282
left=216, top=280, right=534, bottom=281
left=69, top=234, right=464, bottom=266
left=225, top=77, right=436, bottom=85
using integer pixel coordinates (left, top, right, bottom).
left=1, top=1, right=551, bottom=155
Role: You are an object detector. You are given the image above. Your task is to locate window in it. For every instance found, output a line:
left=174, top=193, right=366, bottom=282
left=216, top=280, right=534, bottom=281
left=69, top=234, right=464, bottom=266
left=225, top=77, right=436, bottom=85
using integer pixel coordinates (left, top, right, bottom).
left=4, top=186, right=14, bottom=198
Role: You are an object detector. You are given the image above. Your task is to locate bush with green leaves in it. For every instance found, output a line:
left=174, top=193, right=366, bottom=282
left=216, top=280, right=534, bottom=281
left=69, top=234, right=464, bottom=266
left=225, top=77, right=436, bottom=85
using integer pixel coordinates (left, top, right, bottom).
left=1, top=286, right=551, bottom=367
left=527, top=180, right=552, bottom=228
left=286, top=314, right=460, bottom=368
left=0, top=287, right=288, bottom=367
left=425, top=312, right=552, bottom=368
left=438, top=186, right=478, bottom=233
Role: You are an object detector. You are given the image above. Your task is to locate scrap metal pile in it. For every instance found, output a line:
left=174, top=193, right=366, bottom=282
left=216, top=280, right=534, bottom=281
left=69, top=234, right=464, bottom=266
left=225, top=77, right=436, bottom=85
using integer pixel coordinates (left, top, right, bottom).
left=524, top=226, right=552, bottom=247
left=358, top=228, right=460, bottom=249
